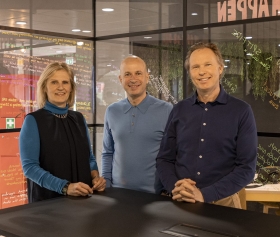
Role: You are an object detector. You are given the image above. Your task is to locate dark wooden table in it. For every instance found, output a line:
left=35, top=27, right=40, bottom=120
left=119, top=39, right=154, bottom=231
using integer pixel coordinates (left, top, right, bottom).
left=0, top=187, right=279, bottom=237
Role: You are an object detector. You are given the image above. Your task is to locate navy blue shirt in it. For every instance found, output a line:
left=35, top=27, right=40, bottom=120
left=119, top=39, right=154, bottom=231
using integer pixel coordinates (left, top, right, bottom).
left=156, top=86, right=257, bottom=202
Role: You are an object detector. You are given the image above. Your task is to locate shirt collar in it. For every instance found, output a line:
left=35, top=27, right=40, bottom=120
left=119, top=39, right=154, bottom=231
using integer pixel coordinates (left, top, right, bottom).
left=123, top=93, right=153, bottom=114
left=191, top=84, right=228, bottom=105
left=44, top=101, right=69, bottom=114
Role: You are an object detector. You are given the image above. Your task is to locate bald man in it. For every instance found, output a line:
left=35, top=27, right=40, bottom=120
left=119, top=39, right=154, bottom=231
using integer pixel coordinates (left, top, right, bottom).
left=102, top=56, right=173, bottom=194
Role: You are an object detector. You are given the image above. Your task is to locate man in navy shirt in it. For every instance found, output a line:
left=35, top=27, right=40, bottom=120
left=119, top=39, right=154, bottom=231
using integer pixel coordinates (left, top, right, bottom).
left=156, top=42, right=257, bottom=208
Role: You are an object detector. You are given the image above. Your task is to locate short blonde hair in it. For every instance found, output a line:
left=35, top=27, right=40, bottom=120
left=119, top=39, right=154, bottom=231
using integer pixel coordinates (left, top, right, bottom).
left=37, top=62, right=76, bottom=108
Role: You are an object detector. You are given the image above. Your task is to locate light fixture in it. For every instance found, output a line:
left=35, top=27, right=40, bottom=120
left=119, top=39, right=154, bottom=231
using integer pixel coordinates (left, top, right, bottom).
left=224, top=65, right=228, bottom=68
left=246, top=53, right=252, bottom=56
left=203, top=27, right=208, bottom=30
left=72, top=29, right=81, bottom=32
left=82, top=30, right=91, bottom=33
left=56, top=50, right=63, bottom=53
left=144, top=36, right=152, bottom=39
left=191, top=13, right=198, bottom=16
left=102, top=8, right=114, bottom=12
left=245, top=36, right=252, bottom=39
left=77, top=42, right=84, bottom=46
left=225, top=59, right=230, bottom=62
left=16, top=21, right=27, bottom=25
left=278, top=44, right=280, bottom=46
left=107, top=64, right=111, bottom=67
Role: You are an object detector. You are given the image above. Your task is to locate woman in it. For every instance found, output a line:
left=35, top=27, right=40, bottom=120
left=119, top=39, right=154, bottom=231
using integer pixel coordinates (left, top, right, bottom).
left=19, top=62, right=106, bottom=203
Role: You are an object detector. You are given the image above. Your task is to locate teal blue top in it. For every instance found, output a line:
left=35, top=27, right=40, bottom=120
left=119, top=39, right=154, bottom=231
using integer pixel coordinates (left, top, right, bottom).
left=19, top=101, right=98, bottom=194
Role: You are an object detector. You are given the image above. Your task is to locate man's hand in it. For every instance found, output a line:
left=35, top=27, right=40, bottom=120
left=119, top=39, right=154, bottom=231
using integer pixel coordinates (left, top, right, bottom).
left=92, top=176, right=106, bottom=192
left=172, top=179, right=204, bottom=203
left=67, top=182, right=93, bottom=196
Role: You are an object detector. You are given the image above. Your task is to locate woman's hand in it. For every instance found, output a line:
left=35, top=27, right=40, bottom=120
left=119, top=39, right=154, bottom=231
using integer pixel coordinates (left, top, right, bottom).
left=92, top=176, right=106, bottom=192
left=67, top=182, right=93, bottom=196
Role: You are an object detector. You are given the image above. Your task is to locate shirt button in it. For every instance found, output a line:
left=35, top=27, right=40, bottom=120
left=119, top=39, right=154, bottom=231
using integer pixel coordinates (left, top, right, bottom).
left=131, top=122, right=134, bottom=126
left=203, top=123, right=206, bottom=126
left=205, top=108, right=208, bottom=111
left=132, top=114, right=135, bottom=117
left=197, top=172, right=200, bottom=175
left=201, top=139, right=204, bottom=142
left=199, top=155, right=202, bottom=158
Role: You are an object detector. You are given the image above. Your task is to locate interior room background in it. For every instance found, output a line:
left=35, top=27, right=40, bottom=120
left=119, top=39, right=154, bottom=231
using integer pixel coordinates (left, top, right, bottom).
left=0, top=0, right=279, bottom=211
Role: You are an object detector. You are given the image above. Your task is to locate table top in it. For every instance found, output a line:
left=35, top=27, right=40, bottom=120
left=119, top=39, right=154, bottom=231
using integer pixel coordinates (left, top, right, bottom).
left=0, top=188, right=280, bottom=237
left=246, top=184, right=280, bottom=201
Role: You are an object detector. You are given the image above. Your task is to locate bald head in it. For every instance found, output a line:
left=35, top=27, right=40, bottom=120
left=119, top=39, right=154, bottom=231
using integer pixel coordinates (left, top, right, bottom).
left=120, top=55, right=147, bottom=74
left=118, top=55, right=149, bottom=106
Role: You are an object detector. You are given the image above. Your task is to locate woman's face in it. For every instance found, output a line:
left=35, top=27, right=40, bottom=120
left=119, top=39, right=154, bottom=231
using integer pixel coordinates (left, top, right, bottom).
left=45, top=70, right=72, bottom=108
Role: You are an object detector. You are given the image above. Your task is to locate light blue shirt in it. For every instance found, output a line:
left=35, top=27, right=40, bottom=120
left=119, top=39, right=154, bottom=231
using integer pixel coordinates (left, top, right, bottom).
left=102, top=94, right=173, bottom=194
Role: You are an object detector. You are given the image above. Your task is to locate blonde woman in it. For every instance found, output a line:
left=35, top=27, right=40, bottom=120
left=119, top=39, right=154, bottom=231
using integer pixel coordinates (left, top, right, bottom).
left=20, top=62, right=105, bottom=203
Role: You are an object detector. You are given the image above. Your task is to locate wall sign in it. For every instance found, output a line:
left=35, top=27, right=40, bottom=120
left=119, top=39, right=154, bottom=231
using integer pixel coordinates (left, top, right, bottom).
left=6, top=118, right=15, bottom=129
left=218, top=0, right=280, bottom=22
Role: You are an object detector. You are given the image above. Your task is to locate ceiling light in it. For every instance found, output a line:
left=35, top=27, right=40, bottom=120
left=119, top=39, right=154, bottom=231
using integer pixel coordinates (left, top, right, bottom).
left=107, top=64, right=111, bottom=67
left=144, top=36, right=152, bottom=39
left=16, top=21, right=26, bottom=25
left=191, top=13, right=198, bottom=16
left=56, top=50, right=63, bottom=53
left=246, top=53, right=252, bottom=56
left=72, top=29, right=81, bottom=32
left=224, top=65, right=228, bottom=68
left=203, top=27, right=208, bottom=30
left=82, top=30, right=91, bottom=33
left=102, top=8, right=114, bottom=12
left=225, top=60, right=230, bottom=62
left=278, top=44, right=280, bottom=46
left=245, top=36, right=252, bottom=39
left=77, top=42, right=84, bottom=46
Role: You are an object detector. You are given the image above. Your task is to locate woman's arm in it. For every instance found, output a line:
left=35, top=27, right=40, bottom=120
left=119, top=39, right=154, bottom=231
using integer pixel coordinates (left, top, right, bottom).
left=19, top=115, right=68, bottom=194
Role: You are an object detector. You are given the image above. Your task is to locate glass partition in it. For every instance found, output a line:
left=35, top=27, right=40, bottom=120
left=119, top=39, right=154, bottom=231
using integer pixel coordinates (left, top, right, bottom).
left=96, top=32, right=183, bottom=124
left=0, top=131, right=27, bottom=209
left=96, top=0, right=183, bottom=37
left=0, top=0, right=93, bottom=36
left=0, top=30, right=94, bottom=127
left=0, top=29, right=94, bottom=209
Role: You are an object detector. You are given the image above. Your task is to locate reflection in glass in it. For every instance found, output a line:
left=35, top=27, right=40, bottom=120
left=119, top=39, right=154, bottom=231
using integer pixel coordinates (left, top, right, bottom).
left=96, top=33, right=183, bottom=124
left=0, top=132, right=28, bottom=209
left=0, top=30, right=94, bottom=127
left=96, top=0, right=183, bottom=37
left=0, top=0, right=93, bottom=36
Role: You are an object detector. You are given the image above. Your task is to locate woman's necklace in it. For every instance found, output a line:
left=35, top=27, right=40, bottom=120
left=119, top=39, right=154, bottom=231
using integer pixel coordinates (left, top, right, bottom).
left=52, top=113, right=68, bottom=118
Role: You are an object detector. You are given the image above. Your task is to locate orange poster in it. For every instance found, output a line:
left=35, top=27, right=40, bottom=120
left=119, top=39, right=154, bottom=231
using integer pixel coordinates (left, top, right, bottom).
left=0, top=132, right=28, bottom=209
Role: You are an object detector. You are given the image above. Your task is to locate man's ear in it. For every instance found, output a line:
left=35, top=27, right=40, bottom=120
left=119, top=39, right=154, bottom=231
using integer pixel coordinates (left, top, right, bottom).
left=219, top=65, right=224, bottom=75
left=119, top=75, right=122, bottom=83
